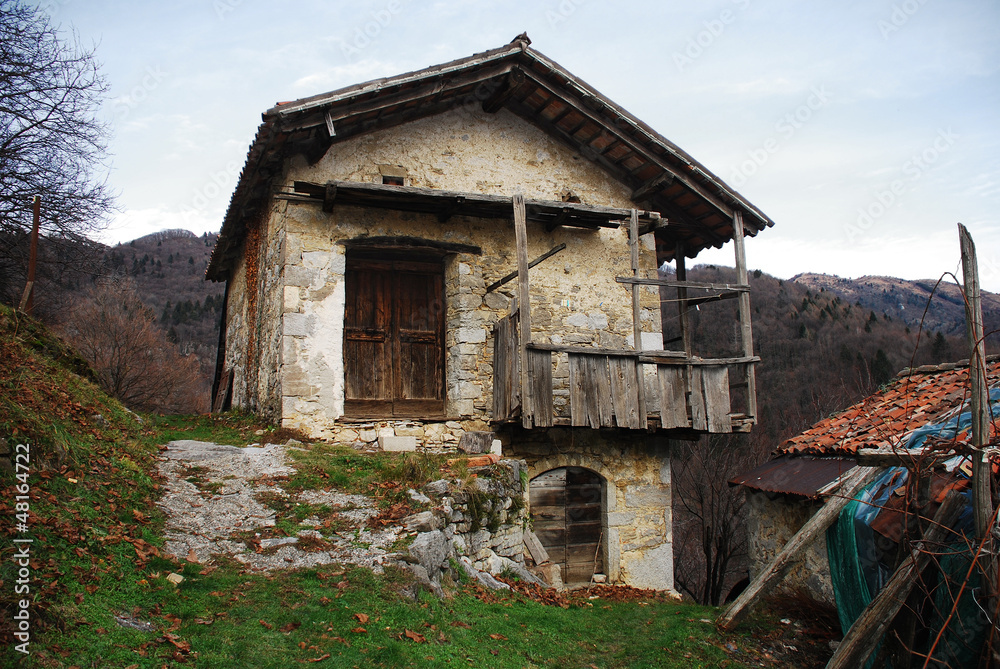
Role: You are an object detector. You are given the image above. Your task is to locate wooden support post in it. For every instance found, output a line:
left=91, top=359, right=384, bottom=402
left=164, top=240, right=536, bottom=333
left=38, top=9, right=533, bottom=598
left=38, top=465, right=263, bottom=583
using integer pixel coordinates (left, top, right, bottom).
left=18, top=195, right=40, bottom=315
left=825, top=490, right=966, bottom=669
left=958, top=223, right=996, bottom=602
left=675, top=242, right=692, bottom=358
left=513, top=194, right=533, bottom=429
left=628, top=209, right=647, bottom=424
left=732, top=211, right=756, bottom=420
left=718, top=466, right=881, bottom=630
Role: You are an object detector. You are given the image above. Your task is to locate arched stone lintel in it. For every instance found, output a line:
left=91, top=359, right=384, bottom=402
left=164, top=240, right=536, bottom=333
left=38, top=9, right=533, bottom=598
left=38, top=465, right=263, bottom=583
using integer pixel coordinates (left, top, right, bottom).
left=528, top=454, right=618, bottom=514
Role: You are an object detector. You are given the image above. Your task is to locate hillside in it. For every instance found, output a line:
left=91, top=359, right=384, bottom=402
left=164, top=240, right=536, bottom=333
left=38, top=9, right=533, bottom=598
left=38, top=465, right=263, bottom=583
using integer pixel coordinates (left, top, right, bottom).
left=792, top=273, right=1000, bottom=341
left=0, top=308, right=827, bottom=668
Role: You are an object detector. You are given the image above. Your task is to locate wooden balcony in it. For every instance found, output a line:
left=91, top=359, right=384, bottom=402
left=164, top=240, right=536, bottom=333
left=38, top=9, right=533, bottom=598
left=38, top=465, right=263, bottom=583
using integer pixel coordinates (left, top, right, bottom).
left=492, top=310, right=758, bottom=434
left=490, top=195, right=759, bottom=436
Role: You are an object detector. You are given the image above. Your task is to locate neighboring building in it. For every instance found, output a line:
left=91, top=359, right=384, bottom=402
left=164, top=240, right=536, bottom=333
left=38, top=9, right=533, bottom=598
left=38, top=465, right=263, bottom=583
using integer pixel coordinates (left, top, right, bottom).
left=207, top=35, right=773, bottom=589
left=732, top=356, right=1000, bottom=603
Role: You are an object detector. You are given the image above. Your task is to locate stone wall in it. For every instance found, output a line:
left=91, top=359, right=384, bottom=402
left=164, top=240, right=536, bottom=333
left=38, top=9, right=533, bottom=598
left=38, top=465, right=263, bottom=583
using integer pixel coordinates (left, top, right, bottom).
left=505, top=428, right=674, bottom=592
left=746, top=490, right=835, bottom=604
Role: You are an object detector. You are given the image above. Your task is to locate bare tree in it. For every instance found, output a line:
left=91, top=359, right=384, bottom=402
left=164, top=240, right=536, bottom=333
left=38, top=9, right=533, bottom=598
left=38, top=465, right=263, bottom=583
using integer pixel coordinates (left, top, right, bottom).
left=673, top=428, right=772, bottom=605
left=58, top=277, right=204, bottom=413
left=0, top=0, right=115, bottom=297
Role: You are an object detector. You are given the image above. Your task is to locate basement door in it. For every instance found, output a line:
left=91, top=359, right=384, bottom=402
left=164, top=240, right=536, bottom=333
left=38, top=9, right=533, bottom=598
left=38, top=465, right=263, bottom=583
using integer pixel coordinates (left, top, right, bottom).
left=530, top=467, right=604, bottom=584
left=344, top=255, right=445, bottom=418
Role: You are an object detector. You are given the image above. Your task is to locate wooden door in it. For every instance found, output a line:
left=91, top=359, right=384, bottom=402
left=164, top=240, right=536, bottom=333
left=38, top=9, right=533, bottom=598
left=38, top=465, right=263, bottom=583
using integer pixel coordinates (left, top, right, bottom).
left=344, top=255, right=444, bottom=418
left=530, top=467, right=604, bottom=584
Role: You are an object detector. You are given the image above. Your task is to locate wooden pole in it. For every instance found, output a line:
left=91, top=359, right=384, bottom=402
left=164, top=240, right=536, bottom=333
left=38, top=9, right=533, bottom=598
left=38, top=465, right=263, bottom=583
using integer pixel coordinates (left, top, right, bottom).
left=825, top=490, right=966, bottom=669
left=718, top=466, right=881, bottom=630
left=628, top=209, right=647, bottom=424
left=513, top=194, right=533, bottom=429
left=732, top=211, right=756, bottom=420
left=958, top=223, right=996, bottom=605
left=18, top=195, right=40, bottom=314
left=675, top=242, right=692, bottom=358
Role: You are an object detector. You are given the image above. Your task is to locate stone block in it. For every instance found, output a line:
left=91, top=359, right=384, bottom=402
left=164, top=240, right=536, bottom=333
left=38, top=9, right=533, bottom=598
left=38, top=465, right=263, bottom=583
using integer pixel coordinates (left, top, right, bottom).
left=283, top=312, right=314, bottom=337
left=622, top=543, right=673, bottom=591
left=379, top=435, right=417, bottom=452
left=283, top=286, right=300, bottom=312
left=456, top=327, right=486, bottom=344
left=394, top=425, right=425, bottom=437
left=284, top=265, right=318, bottom=287
left=483, top=292, right=509, bottom=310
left=607, top=511, right=636, bottom=527
left=458, top=431, right=494, bottom=454
left=625, top=484, right=670, bottom=508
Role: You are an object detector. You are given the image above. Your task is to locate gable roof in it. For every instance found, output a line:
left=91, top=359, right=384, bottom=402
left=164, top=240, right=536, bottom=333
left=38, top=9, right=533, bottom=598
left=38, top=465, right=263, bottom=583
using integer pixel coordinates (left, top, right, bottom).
left=779, top=356, right=1000, bottom=457
left=206, top=35, right=774, bottom=281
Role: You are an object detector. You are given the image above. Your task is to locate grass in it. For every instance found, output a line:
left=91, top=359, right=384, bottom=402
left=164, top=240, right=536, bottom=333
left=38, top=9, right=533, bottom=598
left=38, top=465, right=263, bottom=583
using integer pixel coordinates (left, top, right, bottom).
left=0, top=305, right=805, bottom=667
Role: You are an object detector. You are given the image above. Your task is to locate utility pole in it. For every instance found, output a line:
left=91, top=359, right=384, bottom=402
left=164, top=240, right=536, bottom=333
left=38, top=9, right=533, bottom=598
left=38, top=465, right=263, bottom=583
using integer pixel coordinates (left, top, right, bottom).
left=18, top=196, right=41, bottom=315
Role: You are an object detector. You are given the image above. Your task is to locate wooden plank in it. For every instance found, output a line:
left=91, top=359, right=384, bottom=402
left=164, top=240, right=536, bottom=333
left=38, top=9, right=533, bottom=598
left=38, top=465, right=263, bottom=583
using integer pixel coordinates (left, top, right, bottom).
left=689, top=367, right=708, bottom=431
left=702, top=365, right=732, bottom=433
left=717, top=466, right=882, bottom=630
left=732, top=211, right=757, bottom=420
left=609, top=356, right=642, bottom=429
left=628, top=209, right=647, bottom=424
left=486, top=243, right=566, bottom=292
left=528, top=343, right=645, bottom=357
left=569, top=354, right=589, bottom=427
left=492, top=316, right=508, bottom=420
left=528, top=349, right=553, bottom=427
left=587, top=355, right=614, bottom=427
left=513, top=193, right=532, bottom=429
left=641, top=355, right=760, bottom=366
left=523, top=529, right=550, bottom=565
left=657, top=365, right=689, bottom=429
left=582, top=356, right=602, bottom=429
left=826, top=491, right=966, bottom=669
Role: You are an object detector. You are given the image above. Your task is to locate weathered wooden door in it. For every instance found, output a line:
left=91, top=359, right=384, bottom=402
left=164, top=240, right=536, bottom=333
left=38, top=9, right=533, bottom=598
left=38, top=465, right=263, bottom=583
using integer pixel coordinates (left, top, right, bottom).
left=530, top=467, right=604, bottom=583
left=344, top=255, right=445, bottom=417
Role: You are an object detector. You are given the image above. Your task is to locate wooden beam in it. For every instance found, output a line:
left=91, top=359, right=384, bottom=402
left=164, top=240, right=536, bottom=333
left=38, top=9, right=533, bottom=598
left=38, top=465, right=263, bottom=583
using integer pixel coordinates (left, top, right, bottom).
left=481, top=68, right=526, bottom=113
left=616, top=277, right=750, bottom=291
left=733, top=211, right=757, bottom=421
left=436, top=195, right=465, bottom=222
left=631, top=173, right=674, bottom=203
left=959, top=222, right=997, bottom=607
left=513, top=194, right=532, bottom=429
left=323, top=183, right=337, bottom=213
left=825, top=490, right=966, bottom=669
left=675, top=242, right=692, bottom=359
left=487, top=243, right=566, bottom=292
left=717, top=466, right=882, bottom=630
left=628, top=209, right=647, bottom=423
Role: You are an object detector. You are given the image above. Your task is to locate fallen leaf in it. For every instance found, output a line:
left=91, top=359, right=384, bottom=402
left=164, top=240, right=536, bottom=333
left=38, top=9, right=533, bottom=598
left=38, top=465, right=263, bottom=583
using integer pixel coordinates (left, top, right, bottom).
left=259, top=620, right=273, bottom=630
left=279, top=621, right=301, bottom=633
left=404, top=629, right=427, bottom=643
left=353, top=613, right=369, bottom=624
left=451, top=621, right=472, bottom=628
left=489, top=633, right=508, bottom=641
left=351, top=627, right=367, bottom=634
left=186, top=549, right=198, bottom=563
left=307, top=654, right=330, bottom=662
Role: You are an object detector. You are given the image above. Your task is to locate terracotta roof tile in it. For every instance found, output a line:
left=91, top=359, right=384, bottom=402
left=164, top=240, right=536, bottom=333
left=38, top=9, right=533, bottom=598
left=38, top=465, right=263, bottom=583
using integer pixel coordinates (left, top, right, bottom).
left=779, top=356, right=1000, bottom=456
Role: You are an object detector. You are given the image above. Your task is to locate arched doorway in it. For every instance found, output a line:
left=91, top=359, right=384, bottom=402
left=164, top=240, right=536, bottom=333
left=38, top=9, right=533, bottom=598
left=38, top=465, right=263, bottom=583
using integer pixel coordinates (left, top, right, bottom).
left=530, top=467, right=604, bottom=584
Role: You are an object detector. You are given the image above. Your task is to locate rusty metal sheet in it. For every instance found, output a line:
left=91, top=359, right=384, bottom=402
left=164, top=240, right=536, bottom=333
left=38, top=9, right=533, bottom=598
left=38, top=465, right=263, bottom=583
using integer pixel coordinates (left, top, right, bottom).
left=729, top=456, right=857, bottom=499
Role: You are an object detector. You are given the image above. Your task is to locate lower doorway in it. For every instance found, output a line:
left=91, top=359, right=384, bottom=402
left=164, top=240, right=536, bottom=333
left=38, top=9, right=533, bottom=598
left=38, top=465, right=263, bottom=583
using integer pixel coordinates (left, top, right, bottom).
left=529, top=467, right=604, bottom=584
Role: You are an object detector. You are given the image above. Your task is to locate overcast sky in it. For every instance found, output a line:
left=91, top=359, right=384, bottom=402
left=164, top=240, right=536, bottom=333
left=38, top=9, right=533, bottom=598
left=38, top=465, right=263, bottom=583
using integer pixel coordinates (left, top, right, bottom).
left=46, top=0, right=1000, bottom=291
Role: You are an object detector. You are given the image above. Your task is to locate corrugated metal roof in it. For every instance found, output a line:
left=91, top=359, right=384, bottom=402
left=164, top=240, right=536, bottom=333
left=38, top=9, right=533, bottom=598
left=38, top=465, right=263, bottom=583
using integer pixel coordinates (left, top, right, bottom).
left=729, top=455, right=857, bottom=498
left=778, top=357, right=1000, bottom=456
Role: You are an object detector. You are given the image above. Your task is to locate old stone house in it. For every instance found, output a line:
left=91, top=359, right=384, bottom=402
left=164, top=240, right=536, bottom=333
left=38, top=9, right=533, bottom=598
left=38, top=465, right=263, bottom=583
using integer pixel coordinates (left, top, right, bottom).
left=206, top=35, right=773, bottom=590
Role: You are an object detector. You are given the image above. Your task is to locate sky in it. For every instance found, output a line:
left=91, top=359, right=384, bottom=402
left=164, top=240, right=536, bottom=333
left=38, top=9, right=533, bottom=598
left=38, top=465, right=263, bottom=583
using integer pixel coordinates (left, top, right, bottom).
left=43, top=0, right=1000, bottom=291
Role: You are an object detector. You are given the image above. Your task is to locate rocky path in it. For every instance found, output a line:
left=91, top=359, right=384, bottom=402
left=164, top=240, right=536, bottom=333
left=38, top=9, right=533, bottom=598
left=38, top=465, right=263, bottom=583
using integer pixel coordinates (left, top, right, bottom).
left=156, top=439, right=403, bottom=572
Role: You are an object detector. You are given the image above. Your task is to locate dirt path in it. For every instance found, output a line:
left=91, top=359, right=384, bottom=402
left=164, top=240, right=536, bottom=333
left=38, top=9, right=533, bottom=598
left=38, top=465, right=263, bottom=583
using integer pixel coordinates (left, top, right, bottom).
left=156, top=439, right=403, bottom=571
